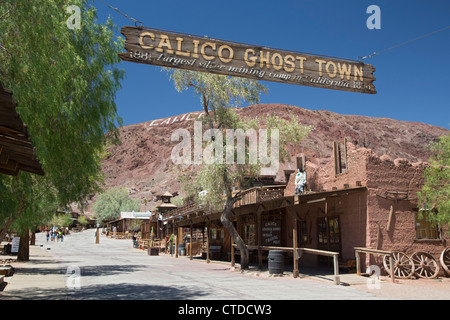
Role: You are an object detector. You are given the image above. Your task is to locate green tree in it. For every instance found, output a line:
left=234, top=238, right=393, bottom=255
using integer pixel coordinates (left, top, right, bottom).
left=77, top=215, right=89, bottom=227
left=166, top=69, right=311, bottom=269
left=48, top=214, right=73, bottom=229
left=0, top=0, right=125, bottom=259
left=418, top=134, right=450, bottom=228
left=93, top=187, right=140, bottom=223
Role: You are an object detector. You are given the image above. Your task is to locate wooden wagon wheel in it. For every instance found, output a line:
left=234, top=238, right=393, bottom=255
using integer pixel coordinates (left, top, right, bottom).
left=411, top=251, right=440, bottom=279
left=440, top=247, right=450, bottom=275
left=382, top=251, right=415, bottom=279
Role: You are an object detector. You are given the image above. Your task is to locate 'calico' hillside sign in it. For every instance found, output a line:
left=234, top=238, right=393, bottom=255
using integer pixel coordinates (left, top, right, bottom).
left=119, top=26, right=376, bottom=94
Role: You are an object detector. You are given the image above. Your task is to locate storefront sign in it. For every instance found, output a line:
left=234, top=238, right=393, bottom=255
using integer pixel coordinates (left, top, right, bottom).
left=119, top=26, right=376, bottom=94
left=262, top=220, right=281, bottom=245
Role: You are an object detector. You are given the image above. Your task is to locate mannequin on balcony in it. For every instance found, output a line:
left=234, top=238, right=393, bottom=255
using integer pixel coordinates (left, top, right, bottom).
left=294, top=168, right=306, bottom=195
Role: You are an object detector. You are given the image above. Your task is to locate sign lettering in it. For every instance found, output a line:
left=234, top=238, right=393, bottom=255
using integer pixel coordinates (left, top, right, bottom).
left=261, top=220, right=281, bottom=245
left=120, top=26, right=376, bottom=94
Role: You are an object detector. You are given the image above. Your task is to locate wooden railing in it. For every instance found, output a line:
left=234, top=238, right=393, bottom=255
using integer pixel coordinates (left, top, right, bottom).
left=107, top=232, right=134, bottom=239
left=233, top=185, right=286, bottom=207
left=163, top=185, right=286, bottom=220
left=354, top=247, right=396, bottom=283
left=232, top=244, right=341, bottom=285
left=163, top=202, right=201, bottom=219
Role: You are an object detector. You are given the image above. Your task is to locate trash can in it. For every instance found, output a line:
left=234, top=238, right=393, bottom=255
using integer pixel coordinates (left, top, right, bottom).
left=268, top=250, right=284, bottom=275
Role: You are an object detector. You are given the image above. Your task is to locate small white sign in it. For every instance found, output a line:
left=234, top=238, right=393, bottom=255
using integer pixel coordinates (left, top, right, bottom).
left=11, top=237, right=20, bottom=253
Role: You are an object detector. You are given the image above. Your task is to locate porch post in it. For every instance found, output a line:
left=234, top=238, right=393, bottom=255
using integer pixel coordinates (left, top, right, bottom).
left=175, top=224, right=179, bottom=258
left=190, top=223, right=193, bottom=260
left=257, top=207, right=263, bottom=270
left=292, top=212, right=299, bottom=278
left=206, top=221, right=210, bottom=263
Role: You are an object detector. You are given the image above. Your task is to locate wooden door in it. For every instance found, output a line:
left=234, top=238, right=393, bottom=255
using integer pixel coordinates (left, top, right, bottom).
left=317, top=216, right=341, bottom=267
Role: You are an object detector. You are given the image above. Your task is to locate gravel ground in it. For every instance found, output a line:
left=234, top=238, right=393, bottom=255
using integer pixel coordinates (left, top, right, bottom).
left=2, top=230, right=449, bottom=300
left=351, top=275, right=450, bottom=300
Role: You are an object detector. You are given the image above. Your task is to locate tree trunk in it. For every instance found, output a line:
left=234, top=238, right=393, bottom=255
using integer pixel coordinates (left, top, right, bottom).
left=221, top=198, right=249, bottom=270
left=17, top=228, right=30, bottom=261
left=0, top=200, right=25, bottom=242
left=30, top=232, right=36, bottom=246
left=0, top=216, right=15, bottom=242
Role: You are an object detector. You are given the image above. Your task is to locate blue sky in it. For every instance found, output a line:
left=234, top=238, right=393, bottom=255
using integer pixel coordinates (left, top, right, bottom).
left=94, top=0, right=450, bottom=129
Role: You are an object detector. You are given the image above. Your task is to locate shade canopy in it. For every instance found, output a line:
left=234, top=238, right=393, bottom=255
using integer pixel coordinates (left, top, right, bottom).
left=0, top=82, right=44, bottom=176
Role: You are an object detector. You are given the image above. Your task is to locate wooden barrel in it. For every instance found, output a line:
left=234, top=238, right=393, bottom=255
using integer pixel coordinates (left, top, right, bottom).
left=268, top=250, right=284, bottom=275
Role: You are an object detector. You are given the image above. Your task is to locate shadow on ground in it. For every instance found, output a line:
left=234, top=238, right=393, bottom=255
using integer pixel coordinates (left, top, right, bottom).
left=11, top=264, right=148, bottom=277
left=1, top=283, right=211, bottom=300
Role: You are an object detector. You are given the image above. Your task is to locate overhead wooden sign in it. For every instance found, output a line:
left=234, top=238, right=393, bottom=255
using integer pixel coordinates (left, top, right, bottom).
left=119, top=26, right=376, bottom=94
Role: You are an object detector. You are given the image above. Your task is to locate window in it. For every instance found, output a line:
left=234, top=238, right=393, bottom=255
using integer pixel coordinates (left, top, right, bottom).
left=297, top=220, right=308, bottom=244
left=211, top=228, right=219, bottom=240
left=415, top=211, right=439, bottom=239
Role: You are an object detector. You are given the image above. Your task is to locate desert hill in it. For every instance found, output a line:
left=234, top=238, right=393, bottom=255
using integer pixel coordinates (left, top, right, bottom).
left=93, top=103, right=448, bottom=213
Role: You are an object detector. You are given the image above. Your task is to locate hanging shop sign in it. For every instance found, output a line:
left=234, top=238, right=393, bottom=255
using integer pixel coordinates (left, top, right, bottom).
left=119, top=26, right=376, bottom=94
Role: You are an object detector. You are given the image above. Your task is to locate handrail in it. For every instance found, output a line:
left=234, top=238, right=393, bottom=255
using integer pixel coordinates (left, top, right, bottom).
left=354, top=247, right=395, bottom=283
left=232, top=244, right=341, bottom=285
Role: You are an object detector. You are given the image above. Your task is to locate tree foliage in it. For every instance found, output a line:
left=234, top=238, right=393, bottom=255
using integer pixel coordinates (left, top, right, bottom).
left=48, top=213, right=74, bottom=228
left=165, top=69, right=311, bottom=269
left=93, top=187, right=140, bottom=223
left=0, top=1, right=125, bottom=258
left=418, top=134, right=450, bottom=227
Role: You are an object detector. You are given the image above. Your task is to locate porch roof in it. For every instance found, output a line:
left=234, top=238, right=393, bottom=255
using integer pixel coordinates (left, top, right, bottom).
left=164, top=186, right=367, bottom=227
left=0, top=82, right=44, bottom=176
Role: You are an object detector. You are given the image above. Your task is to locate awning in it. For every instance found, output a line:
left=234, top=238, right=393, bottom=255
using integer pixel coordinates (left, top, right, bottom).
left=0, top=81, right=44, bottom=176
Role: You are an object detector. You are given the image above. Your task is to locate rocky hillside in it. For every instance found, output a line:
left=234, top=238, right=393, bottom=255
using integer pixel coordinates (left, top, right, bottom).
left=91, top=103, right=448, bottom=213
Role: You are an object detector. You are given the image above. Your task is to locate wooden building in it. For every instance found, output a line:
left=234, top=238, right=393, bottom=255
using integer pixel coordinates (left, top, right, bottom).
left=154, top=141, right=450, bottom=280
left=108, top=211, right=152, bottom=233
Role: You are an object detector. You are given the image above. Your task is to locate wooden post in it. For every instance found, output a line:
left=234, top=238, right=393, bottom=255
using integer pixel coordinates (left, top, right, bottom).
left=206, top=222, right=210, bottom=263
left=190, top=223, right=193, bottom=260
left=256, top=208, right=262, bottom=270
left=231, top=238, right=235, bottom=267
left=355, top=250, right=361, bottom=276
left=333, top=254, right=340, bottom=285
left=175, top=230, right=179, bottom=258
left=96, top=227, right=99, bottom=244
left=292, top=214, right=299, bottom=278
left=389, top=254, right=395, bottom=283
left=386, top=205, right=394, bottom=232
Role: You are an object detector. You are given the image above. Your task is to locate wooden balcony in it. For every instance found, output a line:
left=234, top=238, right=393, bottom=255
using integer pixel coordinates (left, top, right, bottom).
left=232, top=185, right=286, bottom=208
left=162, top=185, right=286, bottom=223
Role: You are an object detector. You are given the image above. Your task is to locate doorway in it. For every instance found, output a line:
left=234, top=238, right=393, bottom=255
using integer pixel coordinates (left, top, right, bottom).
left=317, top=216, right=341, bottom=267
